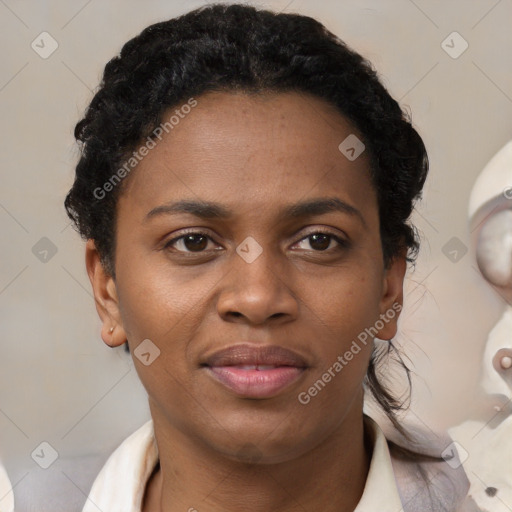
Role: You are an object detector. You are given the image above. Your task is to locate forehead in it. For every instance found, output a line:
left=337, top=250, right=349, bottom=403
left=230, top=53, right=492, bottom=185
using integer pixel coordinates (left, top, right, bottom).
left=118, top=90, right=375, bottom=220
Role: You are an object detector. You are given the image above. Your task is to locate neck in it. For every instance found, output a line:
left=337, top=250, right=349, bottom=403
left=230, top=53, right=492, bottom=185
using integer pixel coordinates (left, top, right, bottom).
left=144, top=402, right=371, bottom=512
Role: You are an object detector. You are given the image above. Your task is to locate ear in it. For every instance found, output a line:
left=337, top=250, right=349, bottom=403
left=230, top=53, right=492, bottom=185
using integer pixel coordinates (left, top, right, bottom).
left=376, top=253, right=407, bottom=340
left=85, top=239, right=127, bottom=348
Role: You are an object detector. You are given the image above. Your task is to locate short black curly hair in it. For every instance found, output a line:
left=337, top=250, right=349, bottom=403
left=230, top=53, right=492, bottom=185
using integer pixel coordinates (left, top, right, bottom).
left=64, top=3, right=429, bottom=440
left=65, top=2, right=427, bottom=278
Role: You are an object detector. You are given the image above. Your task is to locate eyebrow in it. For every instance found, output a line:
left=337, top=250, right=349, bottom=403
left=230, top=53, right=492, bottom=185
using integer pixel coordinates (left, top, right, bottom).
left=145, top=197, right=366, bottom=227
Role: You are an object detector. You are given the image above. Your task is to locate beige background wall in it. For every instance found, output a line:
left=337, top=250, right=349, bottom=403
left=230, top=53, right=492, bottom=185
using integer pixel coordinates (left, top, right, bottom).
left=0, top=0, right=510, bottom=509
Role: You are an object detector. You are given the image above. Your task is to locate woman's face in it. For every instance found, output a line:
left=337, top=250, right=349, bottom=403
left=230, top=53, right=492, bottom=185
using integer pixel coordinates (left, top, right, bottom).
left=87, top=91, right=405, bottom=463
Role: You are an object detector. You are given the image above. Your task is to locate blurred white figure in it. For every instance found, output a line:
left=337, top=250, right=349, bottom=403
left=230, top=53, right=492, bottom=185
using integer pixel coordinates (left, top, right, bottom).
left=450, top=141, right=512, bottom=512
left=0, top=461, right=14, bottom=512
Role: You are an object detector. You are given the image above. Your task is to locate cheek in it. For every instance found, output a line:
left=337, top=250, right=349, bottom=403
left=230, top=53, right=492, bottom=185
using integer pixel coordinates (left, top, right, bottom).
left=302, top=264, right=383, bottom=350
left=115, top=251, right=222, bottom=344
left=113, top=256, right=230, bottom=398
left=114, top=265, right=212, bottom=417
left=293, top=265, right=382, bottom=399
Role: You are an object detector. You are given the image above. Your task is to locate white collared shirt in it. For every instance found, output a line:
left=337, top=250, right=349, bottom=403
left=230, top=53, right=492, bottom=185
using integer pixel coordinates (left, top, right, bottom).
left=82, top=415, right=471, bottom=512
left=0, top=462, right=14, bottom=512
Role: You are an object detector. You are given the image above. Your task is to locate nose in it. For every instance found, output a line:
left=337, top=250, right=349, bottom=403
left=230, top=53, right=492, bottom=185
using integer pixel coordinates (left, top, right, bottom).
left=216, top=245, right=299, bottom=325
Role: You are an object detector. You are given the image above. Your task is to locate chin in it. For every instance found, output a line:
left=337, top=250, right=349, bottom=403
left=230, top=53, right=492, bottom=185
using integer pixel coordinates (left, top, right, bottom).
left=202, top=421, right=317, bottom=465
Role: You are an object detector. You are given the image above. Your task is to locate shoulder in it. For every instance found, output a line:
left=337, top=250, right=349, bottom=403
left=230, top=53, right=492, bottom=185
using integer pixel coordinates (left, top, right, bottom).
left=85, top=416, right=477, bottom=512
left=373, top=416, right=475, bottom=512
left=82, top=420, right=158, bottom=512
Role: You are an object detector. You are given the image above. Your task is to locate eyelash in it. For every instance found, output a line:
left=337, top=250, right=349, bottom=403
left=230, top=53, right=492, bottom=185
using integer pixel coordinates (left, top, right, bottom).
left=163, top=229, right=349, bottom=254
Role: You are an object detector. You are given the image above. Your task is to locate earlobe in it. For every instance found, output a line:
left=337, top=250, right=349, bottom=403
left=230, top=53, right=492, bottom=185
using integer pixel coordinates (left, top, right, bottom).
left=85, top=240, right=127, bottom=348
left=377, top=254, right=407, bottom=340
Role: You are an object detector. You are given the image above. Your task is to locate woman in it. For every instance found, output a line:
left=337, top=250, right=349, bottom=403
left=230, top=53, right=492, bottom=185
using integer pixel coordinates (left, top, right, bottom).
left=65, top=4, right=472, bottom=511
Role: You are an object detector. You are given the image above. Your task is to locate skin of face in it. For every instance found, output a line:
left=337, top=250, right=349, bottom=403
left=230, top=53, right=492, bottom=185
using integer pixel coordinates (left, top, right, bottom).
left=85, top=90, right=406, bottom=511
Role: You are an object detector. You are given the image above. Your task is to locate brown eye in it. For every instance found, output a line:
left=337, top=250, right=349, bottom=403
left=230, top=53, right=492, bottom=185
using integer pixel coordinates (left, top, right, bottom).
left=182, top=234, right=208, bottom=252
left=308, top=233, right=331, bottom=251
left=294, top=231, right=348, bottom=252
left=164, top=231, right=214, bottom=253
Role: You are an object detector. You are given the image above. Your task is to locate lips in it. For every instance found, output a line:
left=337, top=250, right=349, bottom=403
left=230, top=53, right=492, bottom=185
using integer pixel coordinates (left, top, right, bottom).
left=202, top=344, right=308, bottom=398
left=203, top=344, right=308, bottom=368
